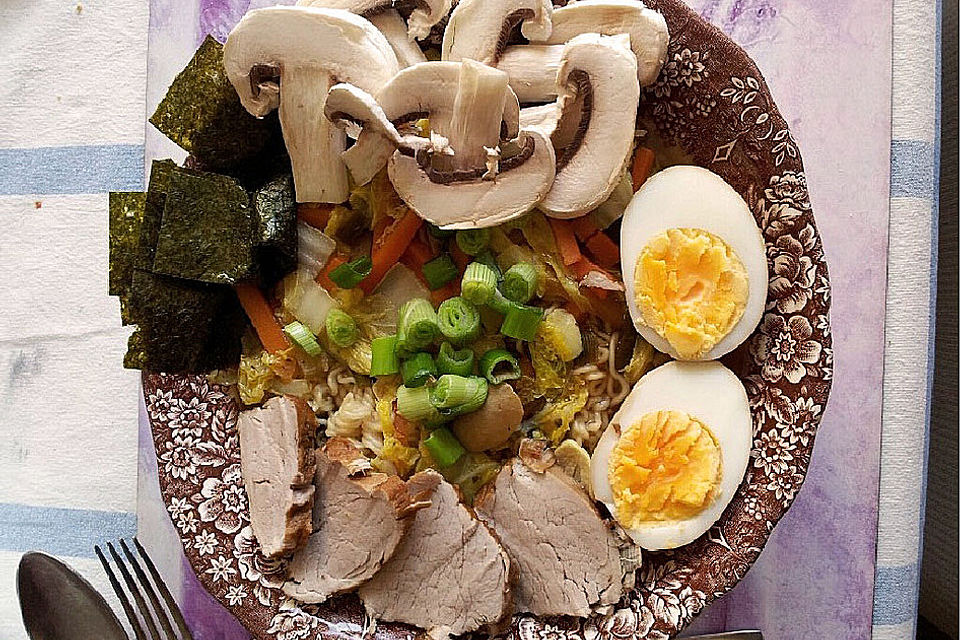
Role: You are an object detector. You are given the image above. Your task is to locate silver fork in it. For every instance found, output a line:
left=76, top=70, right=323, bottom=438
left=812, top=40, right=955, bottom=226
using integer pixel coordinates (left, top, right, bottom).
left=94, top=538, right=194, bottom=640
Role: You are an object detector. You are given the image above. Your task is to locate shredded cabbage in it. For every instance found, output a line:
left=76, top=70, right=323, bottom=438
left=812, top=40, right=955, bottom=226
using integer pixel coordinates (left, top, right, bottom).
left=321, top=293, right=397, bottom=375
left=238, top=350, right=277, bottom=405
left=534, top=384, right=589, bottom=445
left=540, top=308, right=583, bottom=362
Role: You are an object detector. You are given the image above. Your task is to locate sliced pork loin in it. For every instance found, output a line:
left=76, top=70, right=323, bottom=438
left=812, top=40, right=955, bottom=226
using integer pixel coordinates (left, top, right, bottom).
left=475, top=459, right=624, bottom=617
left=358, top=470, right=511, bottom=638
left=283, top=440, right=425, bottom=603
left=238, top=395, right=317, bottom=559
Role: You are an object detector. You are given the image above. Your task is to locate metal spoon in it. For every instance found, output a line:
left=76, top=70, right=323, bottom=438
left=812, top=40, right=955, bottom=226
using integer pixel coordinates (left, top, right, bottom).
left=17, top=551, right=127, bottom=640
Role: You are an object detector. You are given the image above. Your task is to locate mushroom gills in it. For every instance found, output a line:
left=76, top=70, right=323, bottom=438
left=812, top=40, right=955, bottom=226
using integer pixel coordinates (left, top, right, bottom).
left=539, top=32, right=640, bottom=219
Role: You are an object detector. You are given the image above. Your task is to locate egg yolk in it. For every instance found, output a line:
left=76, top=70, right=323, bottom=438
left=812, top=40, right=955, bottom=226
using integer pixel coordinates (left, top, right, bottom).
left=634, top=228, right=749, bottom=359
left=608, top=409, right=722, bottom=527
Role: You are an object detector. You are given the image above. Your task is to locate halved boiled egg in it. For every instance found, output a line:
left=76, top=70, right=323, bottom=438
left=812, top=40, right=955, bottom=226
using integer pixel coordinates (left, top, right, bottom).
left=621, top=165, right=767, bottom=360
left=591, top=361, right=752, bottom=550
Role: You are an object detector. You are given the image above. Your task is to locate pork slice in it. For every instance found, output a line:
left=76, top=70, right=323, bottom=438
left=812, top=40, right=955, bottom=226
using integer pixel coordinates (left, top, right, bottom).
left=475, top=459, right=624, bottom=617
left=238, top=395, right=316, bottom=559
left=282, top=447, right=420, bottom=603
left=358, top=471, right=511, bottom=638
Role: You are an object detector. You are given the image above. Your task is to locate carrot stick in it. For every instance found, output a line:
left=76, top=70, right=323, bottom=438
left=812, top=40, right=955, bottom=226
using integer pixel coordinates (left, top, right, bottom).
left=449, top=242, right=471, bottom=272
left=569, top=216, right=599, bottom=242
left=430, top=280, right=460, bottom=306
left=235, top=282, right=290, bottom=353
left=584, top=232, right=620, bottom=268
left=297, top=203, right=333, bottom=230
left=631, top=146, right=655, bottom=191
left=548, top=218, right=582, bottom=266
left=402, top=237, right=436, bottom=269
left=317, top=254, right=347, bottom=291
left=361, top=210, right=423, bottom=294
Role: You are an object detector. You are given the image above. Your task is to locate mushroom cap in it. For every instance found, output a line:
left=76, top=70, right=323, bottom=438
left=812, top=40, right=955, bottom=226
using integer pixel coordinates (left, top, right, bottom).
left=325, top=83, right=434, bottom=153
left=534, top=0, right=669, bottom=87
left=441, top=0, right=554, bottom=64
left=223, top=6, right=399, bottom=117
left=297, top=0, right=451, bottom=42
left=388, top=128, right=557, bottom=229
left=539, top=32, right=640, bottom=219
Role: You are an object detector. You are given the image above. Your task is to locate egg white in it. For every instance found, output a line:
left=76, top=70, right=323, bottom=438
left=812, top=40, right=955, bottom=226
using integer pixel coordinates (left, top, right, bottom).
left=591, top=361, right=753, bottom=550
left=620, top=165, right=768, bottom=360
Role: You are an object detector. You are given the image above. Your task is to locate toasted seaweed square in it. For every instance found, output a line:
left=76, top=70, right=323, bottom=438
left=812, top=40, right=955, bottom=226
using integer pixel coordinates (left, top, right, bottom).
left=109, top=191, right=147, bottom=297
left=136, top=159, right=179, bottom=271
left=149, top=36, right=275, bottom=170
left=254, top=172, right=298, bottom=284
left=152, top=169, right=257, bottom=285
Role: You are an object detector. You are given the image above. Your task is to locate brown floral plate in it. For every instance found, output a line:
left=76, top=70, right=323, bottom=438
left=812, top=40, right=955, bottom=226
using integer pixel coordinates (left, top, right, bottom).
left=145, top=0, right=833, bottom=637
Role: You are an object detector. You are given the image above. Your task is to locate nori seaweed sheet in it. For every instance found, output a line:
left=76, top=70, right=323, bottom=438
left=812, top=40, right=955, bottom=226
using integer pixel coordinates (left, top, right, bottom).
left=149, top=35, right=276, bottom=171
left=109, top=191, right=146, bottom=297
left=254, top=172, right=297, bottom=285
left=152, top=169, right=258, bottom=285
left=123, top=270, right=244, bottom=372
left=136, top=159, right=179, bottom=271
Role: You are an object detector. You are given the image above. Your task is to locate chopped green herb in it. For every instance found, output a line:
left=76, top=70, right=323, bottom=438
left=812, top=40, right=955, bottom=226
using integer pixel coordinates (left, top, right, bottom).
left=436, top=296, right=481, bottom=346
left=329, top=255, right=373, bottom=289
left=422, top=254, right=459, bottom=290
left=461, top=262, right=497, bottom=306
left=500, top=304, right=543, bottom=341
left=326, top=308, right=359, bottom=348
left=455, top=229, right=490, bottom=256
left=437, top=341, right=474, bottom=377
left=501, top=262, right=539, bottom=303
left=370, top=335, right=401, bottom=376
left=283, top=321, right=323, bottom=357
left=401, top=352, right=437, bottom=388
left=479, top=348, right=521, bottom=384
left=423, top=427, right=466, bottom=468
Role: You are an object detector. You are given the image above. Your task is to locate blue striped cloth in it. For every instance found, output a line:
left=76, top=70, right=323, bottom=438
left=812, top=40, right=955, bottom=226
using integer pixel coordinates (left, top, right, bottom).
left=0, top=1, right=147, bottom=636
left=874, top=0, right=942, bottom=637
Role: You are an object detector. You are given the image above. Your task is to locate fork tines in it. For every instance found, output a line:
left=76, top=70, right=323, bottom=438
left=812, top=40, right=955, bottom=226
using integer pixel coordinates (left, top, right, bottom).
left=94, top=537, right=194, bottom=640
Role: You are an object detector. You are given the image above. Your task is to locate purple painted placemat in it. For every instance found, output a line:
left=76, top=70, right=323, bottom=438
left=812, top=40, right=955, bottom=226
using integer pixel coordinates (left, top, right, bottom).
left=137, top=1, right=891, bottom=638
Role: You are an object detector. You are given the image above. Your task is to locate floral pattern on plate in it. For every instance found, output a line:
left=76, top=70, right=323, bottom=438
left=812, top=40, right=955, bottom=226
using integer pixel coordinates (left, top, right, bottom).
left=145, top=0, right=832, bottom=637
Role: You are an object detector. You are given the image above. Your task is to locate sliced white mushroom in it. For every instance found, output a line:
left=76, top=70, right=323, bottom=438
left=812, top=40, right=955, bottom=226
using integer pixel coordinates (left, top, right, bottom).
left=441, top=0, right=553, bottom=64
left=367, top=10, right=429, bottom=67
left=539, top=33, right=639, bottom=219
left=342, top=61, right=521, bottom=185
left=519, top=101, right=560, bottom=136
left=406, top=0, right=453, bottom=40
left=441, top=59, right=510, bottom=171
left=388, top=128, right=556, bottom=229
left=223, top=7, right=399, bottom=203
left=324, top=83, right=434, bottom=155
left=499, top=0, right=668, bottom=101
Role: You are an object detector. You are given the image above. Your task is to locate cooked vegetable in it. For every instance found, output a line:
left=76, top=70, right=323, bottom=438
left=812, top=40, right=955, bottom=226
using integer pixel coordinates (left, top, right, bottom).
left=534, top=383, right=589, bottom=444
left=455, top=228, right=490, bottom=256
left=501, top=262, right=539, bottom=304
left=317, top=254, right=346, bottom=291
left=297, top=220, right=337, bottom=277
left=297, top=202, right=333, bottom=229
left=374, top=264, right=432, bottom=312
left=451, top=384, right=523, bottom=452
left=236, top=282, right=290, bottom=353
left=325, top=308, right=359, bottom=347
left=547, top=218, right=581, bottom=267
left=479, top=348, right=521, bottom=385
left=238, top=350, right=278, bottom=404
left=397, top=384, right=442, bottom=424
left=360, top=209, right=423, bottom=293
left=423, top=427, right=466, bottom=468
left=430, top=281, right=461, bottom=306
left=430, top=374, right=487, bottom=413
left=428, top=223, right=456, bottom=239
left=149, top=35, right=275, bottom=171
left=437, top=342, right=475, bottom=377
left=449, top=242, right=471, bottom=272
left=539, top=308, right=583, bottom=362
left=461, top=262, right=498, bottom=306
left=401, top=352, right=438, bottom=388
left=500, top=304, right=543, bottom=341
left=631, top=145, right=655, bottom=191
left=328, top=255, right=373, bottom=289
left=622, top=336, right=657, bottom=384
left=370, top=334, right=401, bottom=376
left=282, top=269, right=338, bottom=335
left=282, top=321, right=323, bottom=357
left=436, top=297, right=481, bottom=346
left=422, top=254, right=459, bottom=290
left=440, top=452, right=501, bottom=504
left=397, top=298, right=439, bottom=356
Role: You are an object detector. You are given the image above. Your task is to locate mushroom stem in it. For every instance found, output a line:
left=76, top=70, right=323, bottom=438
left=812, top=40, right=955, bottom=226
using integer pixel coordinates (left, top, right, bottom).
left=279, top=70, right=350, bottom=203
left=498, top=44, right=565, bottom=103
left=368, top=9, right=428, bottom=67
left=438, top=59, right=509, bottom=172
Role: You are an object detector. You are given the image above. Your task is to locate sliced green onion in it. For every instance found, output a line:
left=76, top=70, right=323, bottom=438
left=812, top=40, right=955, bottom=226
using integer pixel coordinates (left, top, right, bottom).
left=326, top=308, right=358, bottom=347
left=397, top=298, right=439, bottom=357
left=283, top=321, right=323, bottom=357
left=427, top=223, right=456, bottom=239
left=401, top=351, right=437, bottom=388
left=436, top=296, right=481, bottom=346
left=423, top=427, right=466, bottom=468
left=437, top=341, right=475, bottom=376
left=422, top=254, right=459, bottom=290
left=479, top=348, right=521, bottom=384
left=431, top=374, right=488, bottom=415
left=461, top=262, right=498, bottom=306
left=397, top=384, right=442, bottom=424
left=455, top=229, right=490, bottom=256
left=488, top=289, right=514, bottom=315
left=328, top=255, right=372, bottom=289
left=501, top=262, right=539, bottom=303
left=370, top=334, right=400, bottom=376
left=475, top=250, right=501, bottom=277
left=500, top=304, right=543, bottom=341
